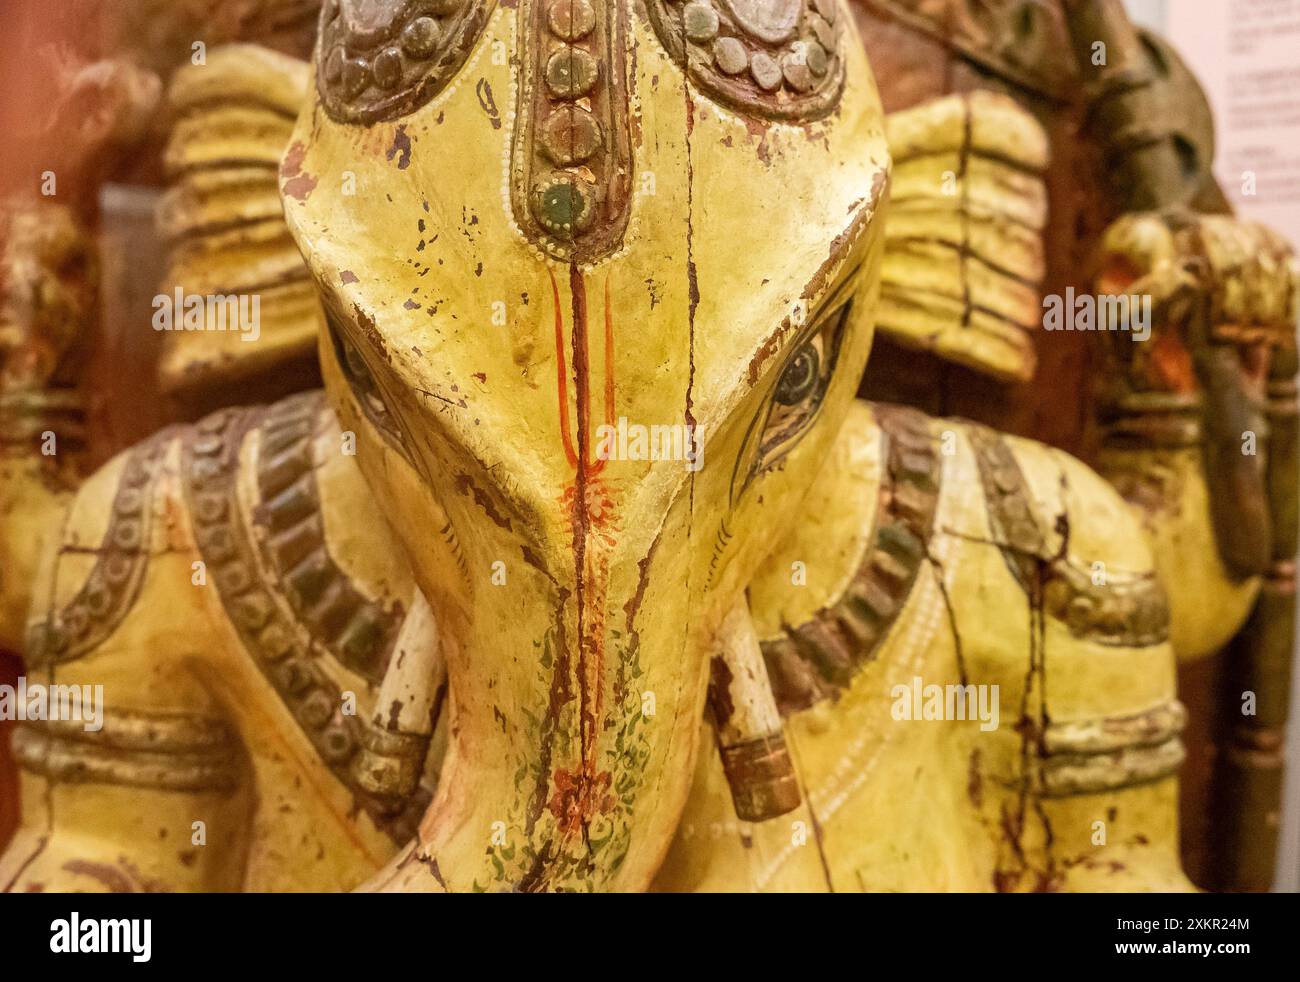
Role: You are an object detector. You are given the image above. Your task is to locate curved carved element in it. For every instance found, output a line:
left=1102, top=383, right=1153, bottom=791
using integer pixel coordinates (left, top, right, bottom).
left=881, top=91, right=1049, bottom=383
left=1093, top=212, right=1300, bottom=579
left=862, top=0, right=1074, bottom=101
left=1064, top=1, right=1218, bottom=214
left=1037, top=701, right=1187, bottom=797
left=761, top=404, right=941, bottom=715
left=12, top=710, right=241, bottom=793
left=1210, top=346, right=1300, bottom=891
left=0, top=198, right=97, bottom=455
left=510, top=0, right=634, bottom=264
left=1128, top=29, right=1218, bottom=211
left=182, top=398, right=427, bottom=843
left=253, top=393, right=403, bottom=683
left=966, top=424, right=1170, bottom=647
left=1041, top=561, right=1170, bottom=649
left=25, top=430, right=177, bottom=667
left=645, top=0, right=846, bottom=121
left=315, top=0, right=497, bottom=125
left=158, top=45, right=322, bottom=400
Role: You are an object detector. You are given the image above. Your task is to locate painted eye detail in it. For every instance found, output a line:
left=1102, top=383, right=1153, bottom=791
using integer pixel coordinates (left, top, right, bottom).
left=324, top=305, right=411, bottom=460
left=774, top=340, right=822, bottom=406
left=754, top=300, right=852, bottom=470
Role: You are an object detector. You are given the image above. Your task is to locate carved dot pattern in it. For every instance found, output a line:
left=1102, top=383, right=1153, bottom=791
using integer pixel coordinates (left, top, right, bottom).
left=649, top=0, right=844, bottom=120
left=529, top=0, right=608, bottom=238
left=316, top=0, right=491, bottom=124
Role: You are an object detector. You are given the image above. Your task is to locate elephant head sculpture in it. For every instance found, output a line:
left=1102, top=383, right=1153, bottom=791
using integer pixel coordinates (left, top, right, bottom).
left=1, top=0, right=1199, bottom=895
left=281, top=0, right=888, bottom=891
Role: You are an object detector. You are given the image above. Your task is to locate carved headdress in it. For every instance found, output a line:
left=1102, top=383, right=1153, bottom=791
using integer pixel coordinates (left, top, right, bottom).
left=309, top=0, right=853, bottom=264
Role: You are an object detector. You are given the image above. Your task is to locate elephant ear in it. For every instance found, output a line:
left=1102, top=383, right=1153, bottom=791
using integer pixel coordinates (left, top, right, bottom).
left=156, top=44, right=323, bottom=407
left=880, top=90, right=1049, bottom=384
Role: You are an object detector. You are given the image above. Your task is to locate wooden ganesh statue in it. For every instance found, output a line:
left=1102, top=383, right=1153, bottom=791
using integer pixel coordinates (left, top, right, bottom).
left=0, top=0, right=1295, bottom=892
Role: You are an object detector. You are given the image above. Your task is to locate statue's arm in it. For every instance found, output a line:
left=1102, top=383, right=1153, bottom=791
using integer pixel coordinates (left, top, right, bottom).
left=951, top=431, right=1194, bottom=891
left=1, top=436, right=253, bottom=893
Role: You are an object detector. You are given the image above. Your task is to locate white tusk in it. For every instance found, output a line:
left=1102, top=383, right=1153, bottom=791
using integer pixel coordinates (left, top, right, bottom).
left=708, top=599, right=801, bottom=822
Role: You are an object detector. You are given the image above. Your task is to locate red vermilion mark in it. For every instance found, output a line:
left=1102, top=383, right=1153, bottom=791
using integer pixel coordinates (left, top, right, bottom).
left=549, top=267, right=579, bottom=469
left=548, top=265, right=623, bottom=828
left=549, top=269, right=618, bottom=474
left=570, top=264, right=592, bottom=473
left=280, top=141, right=318, bottom=202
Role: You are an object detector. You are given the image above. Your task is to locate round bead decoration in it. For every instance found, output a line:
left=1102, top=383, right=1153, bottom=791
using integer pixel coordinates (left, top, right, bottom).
left=85, top=584, right=111, bottom=617
left=782, top=51, right=814, bottom=93
left=216, top=562, right=252, bottom=594
left=279, top=659, right=313, bottom=694
left=750, top=51, right=783, bottom=92
left=374, top=47, right=404, bottom=89
left=258, top=623, right=294, bottom=662
left=115, top=486, right=144, bottom=515
left=299, top=691, right=335, bottom=729
left=195, top=492, right=229, bottom=523
left=539, top=105, right=604, bottom=166
left=683, top=2, right=720, bottom=42
left=545, top=46, right=600, bottom=99
left=341, top=57, right=372, bottom=98
left=805, top=39, right=829, bottom=77
left=401, top=15, right=441, bottom=58
left=532, top=173, right=597, bottom=238
left=45, top=625, right=69, bottom=655
left=713, top=36, right=749, bottom=76
left=199, top=525, right=235, bottom=563
left=811, top=15, right=836, bottom=52
left=233, top=593, right=272, bottom=632
left=113, top=519, right=143, bottom=550
left=67, top=606, right=89, bottom=639
left=548, top=0, right=596, bottom=41
left=103, top=553, right=133, bottom=585
left=322, top=725, right=357, bottom=763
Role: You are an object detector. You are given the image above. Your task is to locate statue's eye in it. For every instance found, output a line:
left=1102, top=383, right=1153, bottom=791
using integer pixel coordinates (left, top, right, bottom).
left=752, top=300, right=852, bottom=474
left=324, top=305, right=411, bottom=461
left=774, top=341, right=822, bottom=406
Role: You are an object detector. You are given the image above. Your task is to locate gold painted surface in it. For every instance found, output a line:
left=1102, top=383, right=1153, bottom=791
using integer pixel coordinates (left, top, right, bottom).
left=0, top=3, right=1260, bottom=894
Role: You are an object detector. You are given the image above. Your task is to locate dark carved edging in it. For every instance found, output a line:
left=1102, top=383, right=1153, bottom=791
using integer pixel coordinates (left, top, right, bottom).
left=760, top=404, right=941, bottom=716
left=13, top=710, right=241, bottom=794
left=1035, top=701, right=1187, bottom=797
left=26, top=428, right=180, bottom=667
left=966, top=423, right=1170, bottom=648
left=253, top=392, right=403, bottom=684
left=316, top=0, right=498, bottom=125
left=183, top=400, right=428, bottom=844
